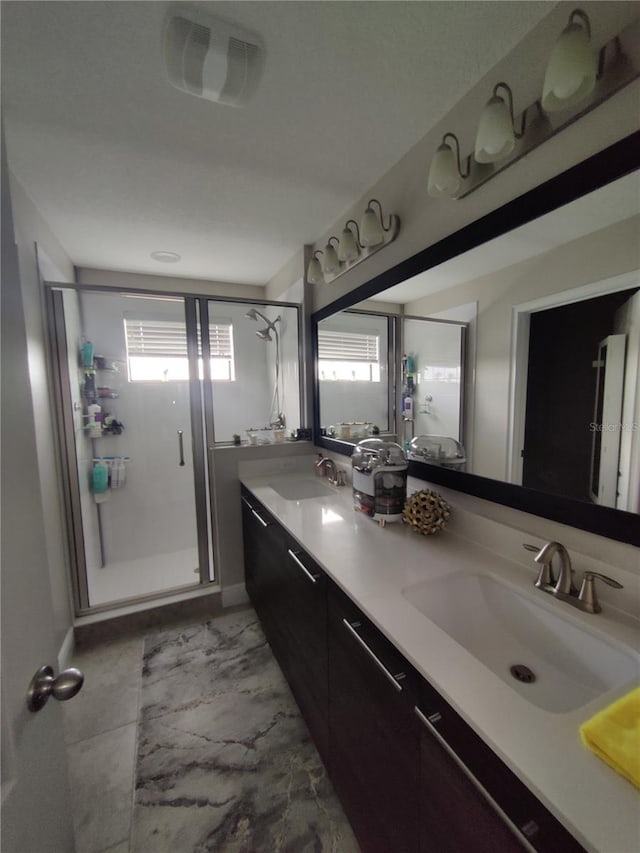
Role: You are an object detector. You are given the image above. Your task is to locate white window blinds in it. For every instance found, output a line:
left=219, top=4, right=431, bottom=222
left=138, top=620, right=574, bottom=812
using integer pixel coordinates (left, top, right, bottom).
left=318, top=329, right=379, bottom=363
left=124, top=319, right=232, bottom=358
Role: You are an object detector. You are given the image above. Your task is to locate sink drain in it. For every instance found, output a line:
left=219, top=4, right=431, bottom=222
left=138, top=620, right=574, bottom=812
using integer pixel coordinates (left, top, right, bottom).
left=510, top=664, right=536, bottom=684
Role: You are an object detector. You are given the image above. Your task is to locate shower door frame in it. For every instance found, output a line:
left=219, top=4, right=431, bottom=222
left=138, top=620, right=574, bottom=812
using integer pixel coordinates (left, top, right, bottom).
left=46, top=282, right=303, bottom=616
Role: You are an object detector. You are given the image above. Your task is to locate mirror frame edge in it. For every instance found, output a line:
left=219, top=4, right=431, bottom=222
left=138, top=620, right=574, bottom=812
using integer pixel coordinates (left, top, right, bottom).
left=311, top=131, right=640, bottom=548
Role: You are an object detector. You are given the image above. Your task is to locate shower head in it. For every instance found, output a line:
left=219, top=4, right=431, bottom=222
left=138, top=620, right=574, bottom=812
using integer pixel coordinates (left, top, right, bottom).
left=245, top=307, right=281, bottom=330
left=245, top=308, right=263, bottom=323
left=256, top=328, right=273, bottom=342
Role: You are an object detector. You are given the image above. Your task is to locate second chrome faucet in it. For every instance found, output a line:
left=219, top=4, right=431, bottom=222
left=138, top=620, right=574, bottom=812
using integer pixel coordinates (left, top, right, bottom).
left=524, top=541, right=623, bottom=614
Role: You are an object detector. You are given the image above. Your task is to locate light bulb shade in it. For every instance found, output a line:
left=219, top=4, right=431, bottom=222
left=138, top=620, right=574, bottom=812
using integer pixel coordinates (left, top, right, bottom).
left=322, top=243, right=340, bottom=274
left=359, top=207, right=384, bottom=247
left=541, top=23, right=597, bottom=112
left=474, top=95, right=515, bottom=163
left=337, top=227, right=360, bottom=262
left=307, top=256, right=324, bottom=285
left=427, top=143, right=461, bottom=197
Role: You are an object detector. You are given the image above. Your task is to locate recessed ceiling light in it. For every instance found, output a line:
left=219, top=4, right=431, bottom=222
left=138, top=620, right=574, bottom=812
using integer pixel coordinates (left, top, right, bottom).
left=150, top=251, right=181, bottom=263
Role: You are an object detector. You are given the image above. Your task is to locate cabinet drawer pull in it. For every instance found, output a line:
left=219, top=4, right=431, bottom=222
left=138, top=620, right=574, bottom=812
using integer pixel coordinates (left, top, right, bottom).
left=251, top=509, right=269, bottom=528
left=242, top=496, right=253, bottom=509
left=342, top=619, right=405, bottom=692
left=287, top=549, right=320, bottom=583
left=414, top=706, right=537, bottom=851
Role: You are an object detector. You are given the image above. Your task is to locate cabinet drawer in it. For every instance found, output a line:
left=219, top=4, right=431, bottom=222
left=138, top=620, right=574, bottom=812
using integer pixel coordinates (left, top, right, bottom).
left=416, top=680, right=586, bottom=853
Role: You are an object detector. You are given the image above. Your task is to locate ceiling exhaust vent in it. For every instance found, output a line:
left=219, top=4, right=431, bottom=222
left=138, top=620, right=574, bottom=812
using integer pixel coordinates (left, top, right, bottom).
left=163, top=8, right=265, bottom=107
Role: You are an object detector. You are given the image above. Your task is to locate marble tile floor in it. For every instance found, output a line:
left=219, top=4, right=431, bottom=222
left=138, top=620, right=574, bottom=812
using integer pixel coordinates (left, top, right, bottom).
left=63, top=606, right=358, bottom=853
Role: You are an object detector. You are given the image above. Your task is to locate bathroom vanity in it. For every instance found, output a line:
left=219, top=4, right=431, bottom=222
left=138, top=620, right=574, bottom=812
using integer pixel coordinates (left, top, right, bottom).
left=240, top=473, right=639, bottom=853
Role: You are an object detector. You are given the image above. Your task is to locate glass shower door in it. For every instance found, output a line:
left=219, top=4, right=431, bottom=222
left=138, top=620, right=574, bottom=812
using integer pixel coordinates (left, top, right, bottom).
left=51, top=288, right=211, bottom=610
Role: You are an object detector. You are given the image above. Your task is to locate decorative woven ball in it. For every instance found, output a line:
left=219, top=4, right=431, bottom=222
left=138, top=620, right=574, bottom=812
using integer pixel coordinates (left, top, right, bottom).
left=403, top=489, right=451, bottom=535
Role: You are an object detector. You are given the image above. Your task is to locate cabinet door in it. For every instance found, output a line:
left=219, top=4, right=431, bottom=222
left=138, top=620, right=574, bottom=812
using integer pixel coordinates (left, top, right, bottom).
left=416, top=682, right=586, bottom=853
left=416, top=706, right=525, bottom=853
left=277, top=536, right=329, bottom=762
left=328, top=583, right=420, bottom=853
left=240, top=488, right=285, bottom=642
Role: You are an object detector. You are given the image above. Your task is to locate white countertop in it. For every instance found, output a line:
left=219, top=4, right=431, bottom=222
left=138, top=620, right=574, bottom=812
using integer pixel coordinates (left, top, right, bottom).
left=241, top=471, right=640, bottom=853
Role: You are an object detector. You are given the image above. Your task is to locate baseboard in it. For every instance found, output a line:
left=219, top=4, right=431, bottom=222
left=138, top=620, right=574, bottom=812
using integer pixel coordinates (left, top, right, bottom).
left=221, top=583, right=249, bottom=608
left=57, top=625, right=75, bottom=670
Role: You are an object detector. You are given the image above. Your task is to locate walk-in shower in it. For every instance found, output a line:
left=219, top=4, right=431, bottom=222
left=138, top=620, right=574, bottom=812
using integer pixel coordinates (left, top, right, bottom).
left=47, top=286, right=302, bottom=614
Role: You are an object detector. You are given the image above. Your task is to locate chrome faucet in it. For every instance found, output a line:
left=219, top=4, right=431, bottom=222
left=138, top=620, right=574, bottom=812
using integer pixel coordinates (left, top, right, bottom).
left=315, top=456, right=345, bottom=486
left=524, top=541, right=623, bottom=613
left=534, top=541, right=577, bottom=595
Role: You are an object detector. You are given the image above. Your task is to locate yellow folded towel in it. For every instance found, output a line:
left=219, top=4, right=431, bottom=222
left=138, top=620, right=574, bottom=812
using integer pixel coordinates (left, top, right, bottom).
left=580, top=686, right=640, bottom=789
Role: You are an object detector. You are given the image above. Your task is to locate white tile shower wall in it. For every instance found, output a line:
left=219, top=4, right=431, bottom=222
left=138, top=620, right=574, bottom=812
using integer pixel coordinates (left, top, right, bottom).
left=209, top=301, right=274, bottom=439
left=81, top=292, right=200, bottom=568
left=262, top=304, right=301, bottom=435
left=404, top=319, right=463, bottom=441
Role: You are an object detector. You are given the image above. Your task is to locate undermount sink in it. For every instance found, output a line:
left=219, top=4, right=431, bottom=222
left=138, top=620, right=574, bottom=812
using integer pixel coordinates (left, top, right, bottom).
left=269, top=479, right=335, bottom=500
left=402, top=573, right=639, bottom=713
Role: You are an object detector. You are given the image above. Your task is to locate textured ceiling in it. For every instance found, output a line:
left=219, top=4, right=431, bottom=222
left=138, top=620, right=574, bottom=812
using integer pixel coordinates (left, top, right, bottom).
left=2, top=1, right=552, bottom=285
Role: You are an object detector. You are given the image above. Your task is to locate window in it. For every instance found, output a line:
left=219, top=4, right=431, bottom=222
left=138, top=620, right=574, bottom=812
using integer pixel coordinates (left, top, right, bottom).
left=125, top=318, right=235, bottom=381
left=318, top=329, right=380, bottom=381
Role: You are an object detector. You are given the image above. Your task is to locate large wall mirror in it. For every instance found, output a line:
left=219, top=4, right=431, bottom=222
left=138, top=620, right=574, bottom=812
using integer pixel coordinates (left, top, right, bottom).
left=312, top=134, right=640, bottom=546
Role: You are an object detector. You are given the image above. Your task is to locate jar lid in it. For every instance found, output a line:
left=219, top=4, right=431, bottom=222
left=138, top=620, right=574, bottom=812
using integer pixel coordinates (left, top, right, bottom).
left=352, top=438, right=406, bottom=470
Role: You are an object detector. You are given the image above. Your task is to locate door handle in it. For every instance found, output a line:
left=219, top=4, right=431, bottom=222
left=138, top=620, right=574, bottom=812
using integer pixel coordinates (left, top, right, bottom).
left=177, top=429, right=185, bottom=466
left=27, top=664, right=84, bottom=712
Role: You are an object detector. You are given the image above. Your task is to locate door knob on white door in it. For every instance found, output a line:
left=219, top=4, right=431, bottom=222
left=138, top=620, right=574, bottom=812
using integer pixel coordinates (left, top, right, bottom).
left=26, top=664, right=84, bottom=712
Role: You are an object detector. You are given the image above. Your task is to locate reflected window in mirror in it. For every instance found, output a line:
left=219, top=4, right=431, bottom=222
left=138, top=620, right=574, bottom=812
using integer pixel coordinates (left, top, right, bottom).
left=317, top=311, right=393, bottom=437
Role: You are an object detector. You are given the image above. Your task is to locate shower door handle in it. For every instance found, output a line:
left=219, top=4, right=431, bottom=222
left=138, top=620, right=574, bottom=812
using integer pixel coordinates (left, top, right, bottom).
left=177, top=430, right=185, bottom=466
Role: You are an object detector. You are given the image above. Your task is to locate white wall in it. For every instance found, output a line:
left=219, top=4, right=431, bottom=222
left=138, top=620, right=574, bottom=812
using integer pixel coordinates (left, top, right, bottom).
left=9, top=173, right=75, bottom=649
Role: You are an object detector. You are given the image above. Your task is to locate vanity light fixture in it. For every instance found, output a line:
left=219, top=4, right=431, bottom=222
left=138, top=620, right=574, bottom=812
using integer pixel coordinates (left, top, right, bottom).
left=426, top=10, right=639, bottom=200
left=307, top=250, right=325, bottom=285
left=322, top=237, right=340, bottom=275
left=541, top=9, right=597, bottom=112
left=337, top=220, right=361, bottom=262
left=427, top=133, right=469, bottom=197
left=474, top=83, right=525, bottom=164
left=359, top=199, right=399, bottom=247
left=306, top=200, right=400, bottom=285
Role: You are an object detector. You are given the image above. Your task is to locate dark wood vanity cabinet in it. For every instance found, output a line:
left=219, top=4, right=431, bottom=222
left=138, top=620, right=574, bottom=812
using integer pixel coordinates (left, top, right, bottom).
left=327, top=583, right=420, bottom=853
left=240, top=488, right=586, bottom=853
left=240, top=487, right=329, bottom=763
